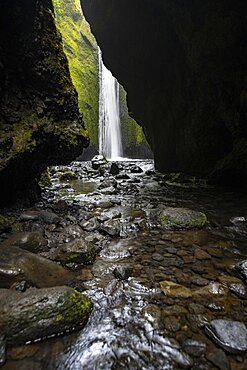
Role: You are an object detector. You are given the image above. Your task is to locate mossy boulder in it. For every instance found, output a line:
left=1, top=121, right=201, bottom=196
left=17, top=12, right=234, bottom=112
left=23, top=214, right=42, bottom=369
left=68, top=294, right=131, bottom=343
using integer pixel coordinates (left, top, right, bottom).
left=0, top=215, right=10, bottom=233
left=158, top=207, right=207, bottom=230
left=51, top=239, right=96, bottom=265
left=0, top=286, right=92, bottom=344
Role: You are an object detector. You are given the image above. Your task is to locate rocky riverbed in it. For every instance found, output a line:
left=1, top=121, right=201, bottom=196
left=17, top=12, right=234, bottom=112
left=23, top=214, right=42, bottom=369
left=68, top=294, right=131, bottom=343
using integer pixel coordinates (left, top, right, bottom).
left=1, top=159, right=247, bottom=369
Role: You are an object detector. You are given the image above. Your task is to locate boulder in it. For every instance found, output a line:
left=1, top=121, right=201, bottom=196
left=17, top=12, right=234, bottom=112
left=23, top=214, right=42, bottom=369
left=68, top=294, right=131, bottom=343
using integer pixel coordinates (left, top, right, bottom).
left=2, top=232, right=47, bottom=253
left=0, top=244, right=72, bottom=288
left=91, top=155, right=107, bottom=170
left=158, top=207, right=207, bottom=229
left=51, top=239, right=96, bottom=265
left=109, top=162, right=120, bottom=175
left=205, top=319, right=247, bottom=354
left=0, top=286, right=92, bottom=344
left=235, top=260, right=247, bottom=283
left=20, top=210, right=60, bottom=225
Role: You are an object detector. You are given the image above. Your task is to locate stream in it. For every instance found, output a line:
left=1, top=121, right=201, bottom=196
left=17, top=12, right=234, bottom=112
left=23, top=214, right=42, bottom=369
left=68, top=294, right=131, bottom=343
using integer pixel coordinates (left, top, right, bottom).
left=2, top=159, right=247, bottom=370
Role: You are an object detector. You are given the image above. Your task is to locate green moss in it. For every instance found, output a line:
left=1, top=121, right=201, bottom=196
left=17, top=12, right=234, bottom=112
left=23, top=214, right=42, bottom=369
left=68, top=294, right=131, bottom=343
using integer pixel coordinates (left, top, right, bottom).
left=39, top=168, right=52, bottom=187
left=52, top=0, right=99, bottom=146
left=65, top=290, right=92, bottom=321
left=0, top=215, right=9, bottom=231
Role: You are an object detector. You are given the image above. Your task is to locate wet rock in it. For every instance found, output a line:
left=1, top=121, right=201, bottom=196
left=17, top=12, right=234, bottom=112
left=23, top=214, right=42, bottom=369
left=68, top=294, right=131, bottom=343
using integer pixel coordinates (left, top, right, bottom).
left=142, top=304, right=163, bottom=330
left=59, top=171, right=77, bottom=181
left=163, top=316, right=181, bottom=332
left=152, top=253, right=164, bottom=262
left=100, top=219, right=121, bottom=236
left=206, top=247, right=223, bottom=258
left=194, top=249, right=211, bottom=260
left=206, top=348, right=230, bottom=370
left=218, top=275, right=246, bottom=298
left=205, top=319, right=247, bottom=353
left=10, top=280, right=28, bottom=292
left=94, top=200, right=114, bottom=209
left=158, top=207, right=207, bottom=230
left=99, top=186, right=117, bottom=195
left=20, top=210, right=60, bottom=225
left=182, top=339, right=206, bottom=357
left=100, top=241, right=131, bottom=260
left=80, top=218, right=99, bottom=232
left=51, top=239, right=96, bottom=265
left=116, top=173, right=130, bottom=180
left=235, top=260, right=247, bottom=283
left=191, top=276, right=209, bottom=286
left=98, top=177, right=117, bottom=189
left=91, top=155, right=107, bottom=170
left=129, top=165, right=143, bottom=173
left=0, top=215, right=10, bottom=234
left=160, top=281, right=192, bottom=298
left=194, top=282, right=228, bottom=298
left=0, top=244, right=72, bottom=288
left=109, top=162, right=120, bottom=175
left=113, top=266, right=132, bottom=280
left=0, top=287, right=92, bottom=345
left=57, top=225, right=84, bottom=243
left=0, top=336, right=6, bottom=367
left=2, top=232, right=47, bottom=253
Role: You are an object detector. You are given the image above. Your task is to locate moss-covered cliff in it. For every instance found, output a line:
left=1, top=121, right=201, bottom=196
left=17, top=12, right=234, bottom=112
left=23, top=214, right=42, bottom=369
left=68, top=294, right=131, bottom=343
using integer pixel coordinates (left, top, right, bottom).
left=0, top=0, right=89, bottom=206
left=52, top=0, right=99, bottom=146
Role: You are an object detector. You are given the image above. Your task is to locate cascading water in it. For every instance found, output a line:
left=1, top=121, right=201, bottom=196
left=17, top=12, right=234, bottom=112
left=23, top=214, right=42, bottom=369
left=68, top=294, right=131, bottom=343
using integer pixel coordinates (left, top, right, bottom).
left=98, top=49, right=123, bottom=160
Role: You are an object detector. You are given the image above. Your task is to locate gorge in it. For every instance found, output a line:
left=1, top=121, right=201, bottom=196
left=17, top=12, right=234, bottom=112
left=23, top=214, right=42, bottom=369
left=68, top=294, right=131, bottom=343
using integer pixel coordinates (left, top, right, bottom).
left=0, top=1, right=247, bottom=369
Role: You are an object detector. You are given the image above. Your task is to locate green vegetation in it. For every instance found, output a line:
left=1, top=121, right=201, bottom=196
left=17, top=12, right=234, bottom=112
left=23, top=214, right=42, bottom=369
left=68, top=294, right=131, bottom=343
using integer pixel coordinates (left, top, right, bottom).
left=119, top=87, right=147, bottom=146
left=52, top=0, right=99, bottom=146
left=55, top=290, right=92, bottom=323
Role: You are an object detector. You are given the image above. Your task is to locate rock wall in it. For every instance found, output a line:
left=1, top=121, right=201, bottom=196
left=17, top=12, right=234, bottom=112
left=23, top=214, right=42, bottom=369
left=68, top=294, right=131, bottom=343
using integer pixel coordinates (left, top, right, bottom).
left=0, top=0, right=89, bottom=207
left=81, top=0, right=247, bottom=185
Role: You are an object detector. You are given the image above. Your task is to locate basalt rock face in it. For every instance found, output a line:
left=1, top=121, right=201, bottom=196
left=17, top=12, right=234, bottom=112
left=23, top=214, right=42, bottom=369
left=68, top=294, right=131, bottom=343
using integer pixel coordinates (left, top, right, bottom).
left=0, top=0, right=89, bottom=207
left=81, top=0, right=247, bottom=186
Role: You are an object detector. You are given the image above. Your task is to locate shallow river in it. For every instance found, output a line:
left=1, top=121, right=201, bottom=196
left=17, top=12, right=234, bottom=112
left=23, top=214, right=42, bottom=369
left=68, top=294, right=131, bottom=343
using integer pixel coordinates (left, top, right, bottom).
left=3, top=160, right=247, bottom=370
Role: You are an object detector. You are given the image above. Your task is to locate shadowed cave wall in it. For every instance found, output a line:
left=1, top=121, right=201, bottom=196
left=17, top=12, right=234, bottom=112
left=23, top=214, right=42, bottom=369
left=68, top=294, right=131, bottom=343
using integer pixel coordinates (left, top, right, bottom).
left=81, top=0, right=247, bottom=186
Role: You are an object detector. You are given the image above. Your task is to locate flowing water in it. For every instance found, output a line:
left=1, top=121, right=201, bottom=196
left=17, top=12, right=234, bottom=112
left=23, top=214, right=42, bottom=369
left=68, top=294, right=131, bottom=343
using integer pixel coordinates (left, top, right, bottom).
left=98, top=50, right=123, bottom=160
left=3, top=160, right=247, bottom=370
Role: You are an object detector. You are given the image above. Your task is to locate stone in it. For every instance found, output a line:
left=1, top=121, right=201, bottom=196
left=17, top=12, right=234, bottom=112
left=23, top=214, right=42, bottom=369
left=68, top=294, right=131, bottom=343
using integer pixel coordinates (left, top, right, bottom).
left=235, top=260, right=247, bottom=283
left=191, top=276, right=209, bottom=286
left=109, top=162, right=120, bottom=175
left=0, top=287, right=92, bottom=344
left=51, top=239, right=96, bottom=265
left=2, top=231, right=47, bottom=253
left=91, top=155, right=107, bottom=170
left=182, top=339, right=206, bottom=357
left=163, top=316, right=181, bottom=332
left=152, top=253, right=164, bottom=262
left=159, top=207, right=207, bottom=230
left=205, top=320, right=247, bottom=353
left=0, top=335, right=6, bottom=367
left=206, top=348, right=230, bottom=370
left=80, top=218, right=99, bottom=232
left=100, top=219, right=121, bottom=236
left=160, top=281, right=192, bottom=298
left=0, top=244, right=72, bottom=288
left=113, top=266, right=132, bottom=280
left=218, top=274, right=246, bottom=298
left=57, top=224, right=85, bottom=243
left=194, top=249, right=211, bottom=260
left=20, top=210, right=60, bottom=225
left=0, top=215, right=10, bottom=234
left=194, top=282, right=228, bottom=298
left=59, top=170, right=77, bottom=181
left=98, top=177, right=117, bottom=189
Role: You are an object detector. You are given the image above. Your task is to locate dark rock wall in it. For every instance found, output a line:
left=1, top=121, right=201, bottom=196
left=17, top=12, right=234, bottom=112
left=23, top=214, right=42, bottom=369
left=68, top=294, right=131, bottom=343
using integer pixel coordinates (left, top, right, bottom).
left=81, top=0, right=247, bottom=185
left=0, top=0, right=89, bottom=207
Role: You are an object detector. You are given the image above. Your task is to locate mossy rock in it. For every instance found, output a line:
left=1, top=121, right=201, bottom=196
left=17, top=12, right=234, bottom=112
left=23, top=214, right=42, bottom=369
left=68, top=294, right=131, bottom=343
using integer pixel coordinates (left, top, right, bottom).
left=51, top=239, right=96, bottom=265
left=159, top=207, right=207, bottom=230
left=39, top=169, right=52, bottom=187
left=0, top=286, right=92, bottom=344
left=59, top=170, right=78, bottom=181
left=0, top=215, right=10, bottom=234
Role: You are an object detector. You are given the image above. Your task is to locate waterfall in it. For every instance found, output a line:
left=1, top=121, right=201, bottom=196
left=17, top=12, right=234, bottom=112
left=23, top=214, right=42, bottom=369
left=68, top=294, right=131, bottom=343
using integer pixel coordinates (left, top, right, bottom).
left=98, top=49, right=123, bottom=160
